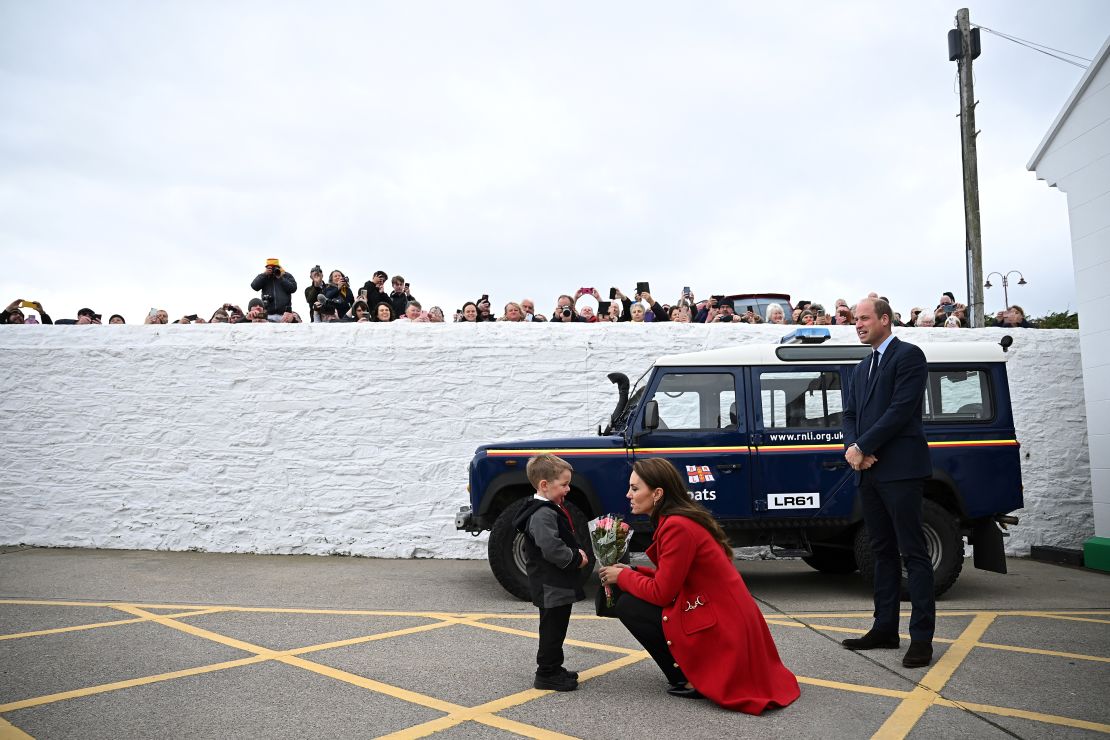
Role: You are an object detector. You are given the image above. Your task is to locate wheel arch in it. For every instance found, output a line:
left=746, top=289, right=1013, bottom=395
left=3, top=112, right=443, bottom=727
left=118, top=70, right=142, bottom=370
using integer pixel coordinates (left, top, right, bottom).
left=477, top=470, right=602, bottom=525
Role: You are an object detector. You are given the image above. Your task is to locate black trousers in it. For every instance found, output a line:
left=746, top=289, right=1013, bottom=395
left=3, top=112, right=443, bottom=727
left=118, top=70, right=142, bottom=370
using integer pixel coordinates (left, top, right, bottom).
left=859, top=472, right=935, bottom=642
left=536, top=604, right=572, bottom=676
left=613, top=592, right=686, bottom=685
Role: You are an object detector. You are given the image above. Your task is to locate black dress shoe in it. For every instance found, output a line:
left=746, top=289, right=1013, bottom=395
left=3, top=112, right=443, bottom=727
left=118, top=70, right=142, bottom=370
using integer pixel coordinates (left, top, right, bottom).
left=842, top=630, right=900, bottom=650
left=666, top=683, right=704, bottom=699
left=902, top=641, right=933, bottom=668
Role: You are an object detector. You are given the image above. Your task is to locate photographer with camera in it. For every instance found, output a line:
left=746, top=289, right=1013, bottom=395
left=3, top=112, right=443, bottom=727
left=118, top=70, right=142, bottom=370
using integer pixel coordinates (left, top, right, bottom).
left=551, top=294, right=585, bottom=322
left=933, top=291, right=966, bottom=327
left=710, top=300, right=738, bottom=324
left=246, top=298, right=270, bottom=323
left=250, top=258, right=298, bottom=321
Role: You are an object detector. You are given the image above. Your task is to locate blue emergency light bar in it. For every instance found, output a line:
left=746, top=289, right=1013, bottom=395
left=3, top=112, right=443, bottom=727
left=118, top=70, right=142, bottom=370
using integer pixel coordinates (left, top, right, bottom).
left=779, top=327, right=832, bottom=344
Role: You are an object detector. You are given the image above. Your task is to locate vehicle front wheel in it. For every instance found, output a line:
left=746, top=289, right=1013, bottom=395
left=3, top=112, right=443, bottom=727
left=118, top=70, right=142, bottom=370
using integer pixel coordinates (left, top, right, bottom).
left=854, top=498, right=964, bottom=599
left=487, top=498, right=593, bottom=601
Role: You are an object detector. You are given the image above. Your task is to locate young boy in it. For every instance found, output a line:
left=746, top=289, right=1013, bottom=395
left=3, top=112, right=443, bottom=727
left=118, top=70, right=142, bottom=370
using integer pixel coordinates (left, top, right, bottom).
left=513, top=454, right=589, bottom=691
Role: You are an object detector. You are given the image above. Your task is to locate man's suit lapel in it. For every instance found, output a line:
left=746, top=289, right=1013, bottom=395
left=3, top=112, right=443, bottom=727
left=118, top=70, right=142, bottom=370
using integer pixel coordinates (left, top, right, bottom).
left=862, top=336, right=900, bottom=408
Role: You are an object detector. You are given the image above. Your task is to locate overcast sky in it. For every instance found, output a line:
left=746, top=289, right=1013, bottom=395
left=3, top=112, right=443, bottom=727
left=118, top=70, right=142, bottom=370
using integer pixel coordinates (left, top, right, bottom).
left=2, top=1, right=1107, bottom=322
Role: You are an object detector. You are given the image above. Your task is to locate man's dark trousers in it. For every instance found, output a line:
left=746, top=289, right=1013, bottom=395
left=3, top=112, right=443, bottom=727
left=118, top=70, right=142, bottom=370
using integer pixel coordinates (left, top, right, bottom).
left=859, top=471, right=935, bottom=642
left=536, top=605, right=572, bottom=676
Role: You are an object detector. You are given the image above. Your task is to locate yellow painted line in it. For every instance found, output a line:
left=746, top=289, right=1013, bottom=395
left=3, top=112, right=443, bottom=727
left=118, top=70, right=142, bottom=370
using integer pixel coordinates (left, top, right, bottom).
left=0, top=607, right=226, bottom=642
left=933, top=698, right=1110, bottom=734
left=373, top=715, right=466, bottom=739
left=1020, top=613, right=1110, bottom=626
left=277, top=654, right=462, bottom=715
left=872, top=612, right=996, bottom=740
left=112, top=605, right=281, bottom=656
left=0, top=715, right=34, bottom=740
left=0, top=616, right=148, bottom=641
left=286, top=619, right=465, bottom=657
left=975, top=642, right=1110, bottom=663
left=474, top=714, right=582, bottom=739
left=0, top=655, right=270, bottom=713
left=796, top=676, right=910, bottom=700
left=374, top=650, right=646, bottom=739
left=455, top=618, right=642, bottom=656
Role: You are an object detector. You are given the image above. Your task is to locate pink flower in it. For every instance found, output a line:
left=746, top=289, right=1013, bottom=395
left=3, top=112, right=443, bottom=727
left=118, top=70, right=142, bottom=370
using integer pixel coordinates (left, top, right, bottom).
left=620, top=522, right=630, bottom=532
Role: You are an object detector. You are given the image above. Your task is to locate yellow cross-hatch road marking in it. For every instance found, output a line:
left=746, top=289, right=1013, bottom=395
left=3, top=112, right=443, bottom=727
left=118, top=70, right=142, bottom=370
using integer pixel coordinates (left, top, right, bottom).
left=0, top=600, right=1107, bottom=740
left=872, top=613, right=997, bottom=740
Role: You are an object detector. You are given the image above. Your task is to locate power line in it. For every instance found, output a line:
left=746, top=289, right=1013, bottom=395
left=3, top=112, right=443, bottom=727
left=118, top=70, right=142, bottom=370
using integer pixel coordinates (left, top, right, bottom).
left=974, top=24, right=1090, bottom=69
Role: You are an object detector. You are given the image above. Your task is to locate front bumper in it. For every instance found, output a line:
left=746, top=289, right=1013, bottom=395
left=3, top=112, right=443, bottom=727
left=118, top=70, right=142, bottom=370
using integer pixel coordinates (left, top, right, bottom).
left=455, top=505, right=481, bottom=534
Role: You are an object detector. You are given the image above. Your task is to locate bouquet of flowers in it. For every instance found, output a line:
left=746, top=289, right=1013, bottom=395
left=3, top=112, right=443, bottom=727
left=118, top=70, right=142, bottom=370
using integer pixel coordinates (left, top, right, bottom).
left=588, top=514, right=634, bottom=608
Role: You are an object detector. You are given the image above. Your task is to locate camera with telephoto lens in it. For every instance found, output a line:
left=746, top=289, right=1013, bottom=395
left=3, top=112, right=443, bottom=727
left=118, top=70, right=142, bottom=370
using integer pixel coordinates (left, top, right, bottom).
left=561, top=306, right=573, bottom=318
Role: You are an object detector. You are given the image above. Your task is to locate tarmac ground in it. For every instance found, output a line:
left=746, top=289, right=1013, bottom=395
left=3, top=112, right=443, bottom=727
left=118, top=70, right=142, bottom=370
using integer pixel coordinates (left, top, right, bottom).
left=0, top=547, right=1107, bottom=739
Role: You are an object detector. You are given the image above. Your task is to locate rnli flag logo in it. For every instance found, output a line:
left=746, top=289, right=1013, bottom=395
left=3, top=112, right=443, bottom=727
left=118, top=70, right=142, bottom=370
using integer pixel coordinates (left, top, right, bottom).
left=686, top=465, right=714, bottom=483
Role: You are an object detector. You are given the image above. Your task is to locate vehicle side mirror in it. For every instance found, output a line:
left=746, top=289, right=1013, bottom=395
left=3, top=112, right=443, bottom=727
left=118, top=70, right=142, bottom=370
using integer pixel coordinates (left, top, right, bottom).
left=642, top=400, right=660, bottom=432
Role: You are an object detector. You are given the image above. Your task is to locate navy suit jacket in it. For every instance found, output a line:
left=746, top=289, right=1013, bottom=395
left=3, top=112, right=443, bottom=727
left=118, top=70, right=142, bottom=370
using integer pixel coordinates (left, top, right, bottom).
left=842, top=336, right=931, bottom=482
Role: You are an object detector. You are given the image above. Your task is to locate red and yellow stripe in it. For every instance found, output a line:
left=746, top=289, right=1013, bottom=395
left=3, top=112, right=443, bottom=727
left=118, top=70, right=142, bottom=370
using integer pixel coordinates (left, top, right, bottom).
left=484, top=439, right=1018, bottom=457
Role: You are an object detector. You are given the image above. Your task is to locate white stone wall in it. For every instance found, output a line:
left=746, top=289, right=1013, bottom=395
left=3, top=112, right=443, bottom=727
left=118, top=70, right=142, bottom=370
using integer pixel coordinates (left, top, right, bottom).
left=0, top=324, right=1092, bottom=559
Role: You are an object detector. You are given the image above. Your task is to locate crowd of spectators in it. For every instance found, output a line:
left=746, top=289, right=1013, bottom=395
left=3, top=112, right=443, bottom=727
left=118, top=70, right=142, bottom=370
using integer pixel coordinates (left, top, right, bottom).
left=1, top=259, right=1035, bottom=330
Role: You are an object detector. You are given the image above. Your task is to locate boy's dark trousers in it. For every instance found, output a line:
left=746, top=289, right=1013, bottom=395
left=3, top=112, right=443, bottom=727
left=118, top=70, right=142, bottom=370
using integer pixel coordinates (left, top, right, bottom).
left=536, top=604, right=572, bottom=676
left=613, top=593, right=687, bottom=686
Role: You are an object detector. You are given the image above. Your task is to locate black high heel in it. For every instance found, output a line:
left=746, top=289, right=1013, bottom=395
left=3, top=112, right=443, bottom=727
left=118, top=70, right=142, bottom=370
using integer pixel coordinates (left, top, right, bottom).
left=666, top=683, right=703, bottom=699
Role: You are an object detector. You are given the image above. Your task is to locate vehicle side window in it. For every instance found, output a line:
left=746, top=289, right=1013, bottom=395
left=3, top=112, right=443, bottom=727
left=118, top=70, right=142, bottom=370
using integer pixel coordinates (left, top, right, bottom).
left=923, top=369, right=993, bottom=422
left=649, top=373, right=737, bottom=431
left=759, top=371, right=843, bottom=429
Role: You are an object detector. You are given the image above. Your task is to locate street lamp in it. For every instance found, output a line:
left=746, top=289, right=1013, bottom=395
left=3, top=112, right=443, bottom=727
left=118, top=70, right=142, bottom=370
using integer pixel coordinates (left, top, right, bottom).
left=984, top=270, right=1028, bottom=312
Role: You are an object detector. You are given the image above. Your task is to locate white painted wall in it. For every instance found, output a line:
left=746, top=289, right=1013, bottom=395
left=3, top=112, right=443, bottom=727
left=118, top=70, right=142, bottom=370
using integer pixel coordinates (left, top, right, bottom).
left=0, top=324, right=1092, bottom=558
left=1030, top=37, right=1110, bottom=538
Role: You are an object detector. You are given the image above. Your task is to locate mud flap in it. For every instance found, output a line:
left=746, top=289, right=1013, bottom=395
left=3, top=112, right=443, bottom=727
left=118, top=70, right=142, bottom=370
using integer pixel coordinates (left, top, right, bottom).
left=971, top=519, right=1007, bottom=574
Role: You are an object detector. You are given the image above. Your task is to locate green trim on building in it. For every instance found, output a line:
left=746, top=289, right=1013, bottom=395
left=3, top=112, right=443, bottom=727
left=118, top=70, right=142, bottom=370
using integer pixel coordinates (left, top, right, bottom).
left=1083, top=536, right=1110, bottom=573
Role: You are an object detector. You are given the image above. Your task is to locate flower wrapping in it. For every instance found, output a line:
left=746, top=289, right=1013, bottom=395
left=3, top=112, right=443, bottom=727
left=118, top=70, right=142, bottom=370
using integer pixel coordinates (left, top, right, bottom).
left=588, top=514, right=634, bottom=607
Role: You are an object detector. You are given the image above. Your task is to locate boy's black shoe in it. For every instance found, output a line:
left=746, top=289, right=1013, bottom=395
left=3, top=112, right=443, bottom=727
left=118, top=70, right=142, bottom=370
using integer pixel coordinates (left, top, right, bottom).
left=902, top=641, right=933, bottom=668
left=534, top=672, right=578, bottom=691
left=557, top=667, right=579, bottom=681
left=842, top=630, right=900, bottom=650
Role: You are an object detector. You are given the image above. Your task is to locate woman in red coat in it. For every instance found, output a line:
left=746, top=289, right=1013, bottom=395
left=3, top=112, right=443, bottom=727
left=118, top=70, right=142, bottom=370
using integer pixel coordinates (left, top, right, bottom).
left=598, top=459, right=800, bottom=714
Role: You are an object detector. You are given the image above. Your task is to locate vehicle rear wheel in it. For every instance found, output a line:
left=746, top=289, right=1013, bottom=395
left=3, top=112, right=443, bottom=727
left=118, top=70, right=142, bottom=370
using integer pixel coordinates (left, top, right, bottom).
left=488, top=498, right=593, bottom=601
left=854, top=499, right=964, bottom=599
left=802, top=545, right=858, bottom=574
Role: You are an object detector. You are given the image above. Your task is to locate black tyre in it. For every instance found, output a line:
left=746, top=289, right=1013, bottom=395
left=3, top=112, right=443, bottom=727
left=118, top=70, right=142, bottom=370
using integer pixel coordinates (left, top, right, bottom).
left=854, top=498, right=964, bottom=599
left=802, top=545, right=858, bottom=574
left=487, top=498, right=593, bottom=601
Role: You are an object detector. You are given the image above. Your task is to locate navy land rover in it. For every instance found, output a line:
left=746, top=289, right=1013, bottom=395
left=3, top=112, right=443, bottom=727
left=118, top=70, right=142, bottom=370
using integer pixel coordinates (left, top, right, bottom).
left=456, top=329, right=1022, bottom=601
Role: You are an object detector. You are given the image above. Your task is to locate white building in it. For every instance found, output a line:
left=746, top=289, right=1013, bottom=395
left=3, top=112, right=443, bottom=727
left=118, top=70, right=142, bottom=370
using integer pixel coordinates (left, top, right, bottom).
left=1028, top=35, right=1110, bottom=572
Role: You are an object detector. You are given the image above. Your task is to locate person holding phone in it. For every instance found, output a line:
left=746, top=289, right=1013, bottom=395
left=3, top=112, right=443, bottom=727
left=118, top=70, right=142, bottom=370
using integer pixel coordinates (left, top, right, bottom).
left=475, top=295, right=496, bottom=321
left=389, top=275, right=415, bottom=319
left=1, top=299, right=53, bottom=324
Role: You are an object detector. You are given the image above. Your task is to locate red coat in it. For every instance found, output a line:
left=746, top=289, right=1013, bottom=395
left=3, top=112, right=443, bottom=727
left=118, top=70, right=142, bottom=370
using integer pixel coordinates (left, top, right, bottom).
left=616, top=515, right=800, bottom=714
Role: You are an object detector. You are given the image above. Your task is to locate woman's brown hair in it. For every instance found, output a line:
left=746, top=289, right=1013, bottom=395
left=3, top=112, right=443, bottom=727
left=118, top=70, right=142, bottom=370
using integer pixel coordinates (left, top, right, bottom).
left=633, top=458, right=733, bottom=560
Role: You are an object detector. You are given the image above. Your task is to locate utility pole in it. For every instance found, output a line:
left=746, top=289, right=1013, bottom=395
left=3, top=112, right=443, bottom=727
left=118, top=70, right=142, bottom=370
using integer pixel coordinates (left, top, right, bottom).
left=950, top=8, right=985, bottom=327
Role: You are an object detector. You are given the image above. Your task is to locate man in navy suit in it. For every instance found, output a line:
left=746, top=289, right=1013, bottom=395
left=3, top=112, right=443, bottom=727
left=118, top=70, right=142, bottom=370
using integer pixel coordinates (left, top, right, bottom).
left=840, top=297, right=935, bottom=668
